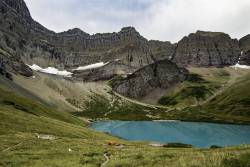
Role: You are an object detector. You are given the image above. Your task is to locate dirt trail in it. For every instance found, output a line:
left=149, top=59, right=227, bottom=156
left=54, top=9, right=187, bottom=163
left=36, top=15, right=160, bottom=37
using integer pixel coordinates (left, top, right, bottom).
left=101, top=153, right=110, bottom=167
left=113, top=91, right=168, bottom=109
left=2, top=142, right=22, bottom=152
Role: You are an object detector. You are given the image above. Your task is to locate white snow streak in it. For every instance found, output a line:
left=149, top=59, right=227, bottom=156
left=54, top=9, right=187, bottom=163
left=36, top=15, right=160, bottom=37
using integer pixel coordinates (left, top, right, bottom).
left=73, top=62, right=109, bottom=71
left=231, top=63, right=250, bottom=69
left=231, top=54, right=250, bottom=69
left=27, top=64, right=72, bottom=77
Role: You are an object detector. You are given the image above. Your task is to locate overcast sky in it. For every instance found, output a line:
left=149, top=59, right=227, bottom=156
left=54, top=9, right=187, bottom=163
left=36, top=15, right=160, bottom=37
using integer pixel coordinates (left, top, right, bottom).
left=24, top=0, right=250, bottom=42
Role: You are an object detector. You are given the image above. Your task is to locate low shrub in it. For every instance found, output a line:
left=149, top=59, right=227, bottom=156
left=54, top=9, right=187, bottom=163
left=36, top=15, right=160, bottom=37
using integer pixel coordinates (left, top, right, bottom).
left=222, top=153, right=250, bottom=167
left=163, top=143, right=193, bottom=148
left=158, top=96, right=177, bottom=105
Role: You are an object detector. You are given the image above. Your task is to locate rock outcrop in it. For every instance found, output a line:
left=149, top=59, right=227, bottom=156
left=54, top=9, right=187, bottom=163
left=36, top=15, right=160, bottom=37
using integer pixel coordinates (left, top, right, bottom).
left=239, top=50, right=250, bottom=65
left=239, top=35, right=250, bottom=65
left=173, top=31, right=240, bottom=67
left=239, top=34, right=250, bottom=51
left=112, top=60, right=187, bottom=98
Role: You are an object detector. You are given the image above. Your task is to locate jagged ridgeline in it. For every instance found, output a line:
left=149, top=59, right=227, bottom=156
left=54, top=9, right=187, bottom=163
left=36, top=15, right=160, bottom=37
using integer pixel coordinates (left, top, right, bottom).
left=1, top=0, right=250, bottom=98
left=0, top=0, right=175, bottom=78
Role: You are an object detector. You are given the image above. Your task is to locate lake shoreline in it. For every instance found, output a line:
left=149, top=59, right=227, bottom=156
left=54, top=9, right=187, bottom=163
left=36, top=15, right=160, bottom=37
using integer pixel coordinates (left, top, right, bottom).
left=91, top=120, right=250, bottom=148
left=87, top=118, right=250, bottom=126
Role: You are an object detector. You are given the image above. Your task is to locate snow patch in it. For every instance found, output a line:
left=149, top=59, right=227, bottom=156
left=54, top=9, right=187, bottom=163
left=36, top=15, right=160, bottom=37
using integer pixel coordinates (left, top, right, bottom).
left=231, top=63, right=250, bottom=69
left=29, top=64, right=43, bottom=71
left=73, top=62, right=109, bottom=71
left=27, top=64, right=72, bottom=77
left=231, top=55, right=250, bottom=69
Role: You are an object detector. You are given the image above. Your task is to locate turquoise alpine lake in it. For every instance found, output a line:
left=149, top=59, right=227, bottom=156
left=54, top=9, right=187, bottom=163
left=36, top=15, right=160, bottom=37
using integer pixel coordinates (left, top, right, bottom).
left=91, top=121, right=250, bottom=148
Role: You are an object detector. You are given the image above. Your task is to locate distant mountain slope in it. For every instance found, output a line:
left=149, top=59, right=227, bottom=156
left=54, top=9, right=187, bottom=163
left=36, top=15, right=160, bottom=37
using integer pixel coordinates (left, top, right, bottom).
left=172, top=31, right=240, bottom=67
left=162, top=70, right=250, bottom=124
left=203, top=71, right=250, bottom=116
left=155, top=67, right=248, bottom=106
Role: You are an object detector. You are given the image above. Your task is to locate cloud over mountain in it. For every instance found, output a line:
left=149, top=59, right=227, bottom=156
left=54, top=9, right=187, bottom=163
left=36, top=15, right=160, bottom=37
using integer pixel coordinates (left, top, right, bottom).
left=25, top=0, right=250, bottom=42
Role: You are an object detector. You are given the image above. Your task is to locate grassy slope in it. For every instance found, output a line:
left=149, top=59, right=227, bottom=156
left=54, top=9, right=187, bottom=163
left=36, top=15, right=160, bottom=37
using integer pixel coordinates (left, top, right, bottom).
left=162, top=69, right=250, bottom=124
left=0, top=75, right=250, bottom=166
left=76, top=68, right=250, bottom=124
left=12, top=68, right=250, bottom=122
left=1, top=104, right=250, bottom=167
left=0, top=88, right=118, bottom=167
left=157, top=67, right=247, bottom=108
left=13, top=72, right=112, bottom=112
left=204, top=71, right=250, bottom=115
left=139, top=67, right=233, bottom=106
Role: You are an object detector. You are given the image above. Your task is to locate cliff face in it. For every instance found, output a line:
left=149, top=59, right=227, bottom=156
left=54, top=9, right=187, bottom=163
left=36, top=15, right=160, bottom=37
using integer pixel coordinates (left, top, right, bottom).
left=239, top=34, right=250, bottom=51
left=48, top=26, right=154, bottom=69
left=112, top=60, right=187, bottom=98
left=149, top=40, right=176, bottom=61
left=0, top=0, right=175, bottom=78
left=2, top=0, right=31, bottom=21
left=239, top=35, right=250, bottom=65
left=173, top=31, right=240, bottom=67
left=0, top=0, right=54, bottom=77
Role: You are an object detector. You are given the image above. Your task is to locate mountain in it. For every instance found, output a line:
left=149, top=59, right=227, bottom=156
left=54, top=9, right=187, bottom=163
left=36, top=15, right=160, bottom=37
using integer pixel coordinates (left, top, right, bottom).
left=172, top=31, right=240, bottom=67
left=2, top=0, right=250, bottom=82
left=0, top=0, right=176, bottom=80
left=111, top=59, right=187, bottom=98
left=1, top=1, right=250, bottom=166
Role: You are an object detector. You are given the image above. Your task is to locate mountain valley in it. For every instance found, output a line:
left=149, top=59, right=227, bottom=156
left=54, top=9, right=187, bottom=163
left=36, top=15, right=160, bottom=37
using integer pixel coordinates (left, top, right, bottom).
left=1, top=0, right=250, bottom=166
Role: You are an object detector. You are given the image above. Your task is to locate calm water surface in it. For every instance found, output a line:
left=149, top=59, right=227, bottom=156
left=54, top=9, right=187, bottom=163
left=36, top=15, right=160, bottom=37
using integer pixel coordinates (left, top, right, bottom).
left=91, top=121, right=250, bottom=148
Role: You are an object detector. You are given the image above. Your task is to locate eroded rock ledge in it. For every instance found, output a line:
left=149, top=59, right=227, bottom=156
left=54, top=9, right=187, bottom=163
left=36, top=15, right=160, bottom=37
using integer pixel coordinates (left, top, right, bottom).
left=112, top=59, right=187, bottom=98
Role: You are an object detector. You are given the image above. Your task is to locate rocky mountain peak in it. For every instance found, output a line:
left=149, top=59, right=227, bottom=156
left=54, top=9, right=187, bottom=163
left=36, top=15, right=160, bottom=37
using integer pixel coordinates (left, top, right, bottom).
left=120, top=26, right=137, bottom=32
left=119, top=26, right=141, bottom=37
left=1, top=0, right=31, bottom=20
left=173, top=30, right=240, bottom=67
left=195, top=30, right=227, bottom=37
left=58, top=28, right=90, bottom=37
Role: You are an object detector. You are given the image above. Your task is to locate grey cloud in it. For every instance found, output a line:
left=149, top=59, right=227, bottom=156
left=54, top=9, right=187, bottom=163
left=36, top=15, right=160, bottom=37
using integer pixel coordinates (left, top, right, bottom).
left=24, top=0, right=250, bottom=42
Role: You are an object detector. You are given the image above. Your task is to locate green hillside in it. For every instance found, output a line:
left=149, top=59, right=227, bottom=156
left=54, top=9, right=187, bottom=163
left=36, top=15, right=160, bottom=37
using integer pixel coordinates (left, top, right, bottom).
left=163, top=70, right=250, bottom=124
left=0, top=75, right=250, bottom=166
left=204, top=72, right=250, bottom=115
